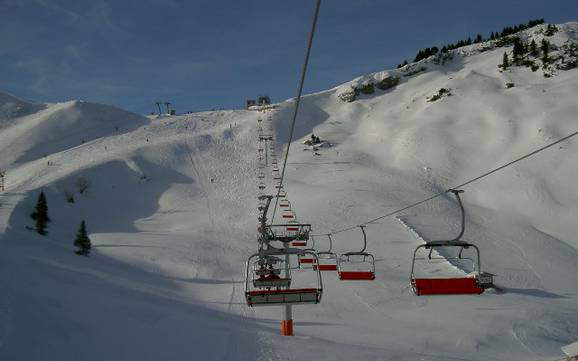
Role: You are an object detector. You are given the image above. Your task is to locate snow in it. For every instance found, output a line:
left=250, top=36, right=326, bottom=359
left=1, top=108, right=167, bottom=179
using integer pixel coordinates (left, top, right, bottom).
left=1, top=22, right=578, bottom=361
left=562, top=341, right=578, bottom=357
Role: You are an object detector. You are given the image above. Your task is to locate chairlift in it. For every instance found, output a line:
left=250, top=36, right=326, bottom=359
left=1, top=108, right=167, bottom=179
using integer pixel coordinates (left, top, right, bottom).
left=258, top=183, right=266, bottom=190
left=299, top=235, right=317, bottom=267
left=290, top=221, right=308, bottom=247
left=282, top=210, right=295, bottom=219
left=314, top=234, right=338, bottom=271
left=279, top=199, right=291, bottom=208
left=410, top=190, right=488, bottom=295
left=338, top=226, right=375, bottom=280
left=264, top=223, right=311, bottom=243
left=245, top=248, right=322, bottom=306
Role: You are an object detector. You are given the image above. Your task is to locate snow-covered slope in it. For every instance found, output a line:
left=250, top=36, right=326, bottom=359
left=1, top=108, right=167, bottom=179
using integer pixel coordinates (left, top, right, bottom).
left=0, top=94, right=148, bottom=167
left=1, top=22, right=578, bottom=361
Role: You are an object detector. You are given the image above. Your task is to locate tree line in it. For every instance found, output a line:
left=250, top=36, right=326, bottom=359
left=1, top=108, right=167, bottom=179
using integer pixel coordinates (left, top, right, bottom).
left=398, top=18, right=546, bottom=67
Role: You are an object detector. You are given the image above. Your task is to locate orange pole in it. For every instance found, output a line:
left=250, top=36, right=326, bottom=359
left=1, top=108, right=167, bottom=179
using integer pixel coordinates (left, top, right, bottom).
left=282, top=241, right=293, bottom=336
left=281, top=319, right=293, bottom=336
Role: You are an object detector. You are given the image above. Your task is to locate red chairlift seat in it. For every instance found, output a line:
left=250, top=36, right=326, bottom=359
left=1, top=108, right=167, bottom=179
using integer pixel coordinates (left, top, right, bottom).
left=412, top=277, right=483, bottom=295
left=340, top=270, right=374, bottom=280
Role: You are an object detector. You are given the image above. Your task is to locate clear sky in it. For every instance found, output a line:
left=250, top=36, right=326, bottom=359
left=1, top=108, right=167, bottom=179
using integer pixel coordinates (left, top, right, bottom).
left=2, top=0, right=577, bottom=114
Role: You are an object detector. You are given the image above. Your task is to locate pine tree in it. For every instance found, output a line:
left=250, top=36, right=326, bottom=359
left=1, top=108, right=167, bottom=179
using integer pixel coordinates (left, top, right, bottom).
left=502, top=52, right=509, bottom=69
left=512, top=38, right=525, bottom=64
left=475, top=34, right=483, bottom=43
left=541, top=39, right=550, bottom=64
left=31, top=191, right=50, bottom=235
left=529, top=39, right=538, bottom=56
left=74, top=220, right=91, bottom=256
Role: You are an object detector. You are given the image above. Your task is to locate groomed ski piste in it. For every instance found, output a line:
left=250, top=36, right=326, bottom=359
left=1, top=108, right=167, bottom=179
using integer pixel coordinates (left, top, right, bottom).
left=1, top=22, right=578, bottom=361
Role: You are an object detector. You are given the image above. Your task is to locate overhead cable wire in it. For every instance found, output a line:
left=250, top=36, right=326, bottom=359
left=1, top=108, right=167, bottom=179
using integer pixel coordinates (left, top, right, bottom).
left=311, top=130, right=578, bottom=237
left=270, top=0, right=321, bottom=223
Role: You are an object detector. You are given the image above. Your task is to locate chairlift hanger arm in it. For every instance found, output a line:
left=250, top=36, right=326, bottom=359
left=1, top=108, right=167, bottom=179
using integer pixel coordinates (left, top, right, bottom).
left=449, top=189, right=465, bottom=242
left=426, top=189, right=466, bottom=246
left=359, top=225, right=367, bottom=253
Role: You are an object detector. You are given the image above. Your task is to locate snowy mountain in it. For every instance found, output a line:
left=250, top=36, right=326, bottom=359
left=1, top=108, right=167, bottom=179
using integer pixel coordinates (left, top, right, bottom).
left=1, top=22, right=578, bottom=361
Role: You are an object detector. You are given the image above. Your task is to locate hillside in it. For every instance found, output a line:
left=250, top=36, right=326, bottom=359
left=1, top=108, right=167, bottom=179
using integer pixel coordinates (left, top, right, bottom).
left=1, top=22, right=578, bottom=361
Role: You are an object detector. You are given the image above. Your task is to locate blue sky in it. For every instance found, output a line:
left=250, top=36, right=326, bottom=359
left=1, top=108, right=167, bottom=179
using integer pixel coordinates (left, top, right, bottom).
left=2, top=0, right=577, bottom=114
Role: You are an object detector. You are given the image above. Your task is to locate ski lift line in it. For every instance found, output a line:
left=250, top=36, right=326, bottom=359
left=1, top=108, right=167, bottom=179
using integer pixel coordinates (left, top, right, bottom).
left=271, top=0, right=321, bottom=223
left=311, top=130, right=578, bottom=237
